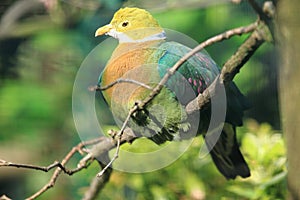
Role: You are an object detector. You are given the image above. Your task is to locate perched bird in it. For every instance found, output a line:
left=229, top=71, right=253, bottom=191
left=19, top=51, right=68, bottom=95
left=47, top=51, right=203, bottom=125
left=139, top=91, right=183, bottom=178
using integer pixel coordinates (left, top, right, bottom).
left=95, top=7, right=250, bottom=179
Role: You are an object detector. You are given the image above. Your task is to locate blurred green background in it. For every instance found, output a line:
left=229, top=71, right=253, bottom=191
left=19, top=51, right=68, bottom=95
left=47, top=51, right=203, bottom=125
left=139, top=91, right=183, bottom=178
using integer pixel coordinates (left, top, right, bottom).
left=0, top=0, right=285, bottom=199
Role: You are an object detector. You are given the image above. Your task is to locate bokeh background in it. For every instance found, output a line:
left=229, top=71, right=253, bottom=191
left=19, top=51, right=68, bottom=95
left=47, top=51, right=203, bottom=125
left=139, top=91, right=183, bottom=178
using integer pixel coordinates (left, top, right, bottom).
left=0, top=0, right=286, bottom=199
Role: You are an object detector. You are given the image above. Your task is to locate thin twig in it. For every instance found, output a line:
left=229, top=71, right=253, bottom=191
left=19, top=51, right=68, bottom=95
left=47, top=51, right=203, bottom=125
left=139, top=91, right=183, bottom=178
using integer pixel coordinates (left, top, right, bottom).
left=24, top=137, right=105, bottom=200
left=0, top=138, right=105, bottom=175
left=97, top=137, right=121, bottom=177
left=96, top=104, right=139, bottom=177
left=89, top=78, right=152, bottom=92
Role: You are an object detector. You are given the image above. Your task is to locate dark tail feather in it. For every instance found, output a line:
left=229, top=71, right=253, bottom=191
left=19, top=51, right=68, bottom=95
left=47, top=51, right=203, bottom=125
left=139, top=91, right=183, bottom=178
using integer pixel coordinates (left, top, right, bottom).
left=205, top=123, right=250, bottom=179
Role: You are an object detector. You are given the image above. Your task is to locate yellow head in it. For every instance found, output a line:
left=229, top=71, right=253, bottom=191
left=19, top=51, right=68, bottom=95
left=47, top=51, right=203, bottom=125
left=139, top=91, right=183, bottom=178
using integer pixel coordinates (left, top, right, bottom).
left=95, top=7, right=165, bottom=42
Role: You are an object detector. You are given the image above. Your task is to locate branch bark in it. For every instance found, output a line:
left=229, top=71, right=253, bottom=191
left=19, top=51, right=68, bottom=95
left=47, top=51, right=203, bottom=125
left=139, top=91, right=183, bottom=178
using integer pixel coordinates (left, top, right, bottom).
left=186, top=21, right=268, bottom=114
left=82, top=154, right=112, bottom=200
left=186, top=2, right=274, bottom=114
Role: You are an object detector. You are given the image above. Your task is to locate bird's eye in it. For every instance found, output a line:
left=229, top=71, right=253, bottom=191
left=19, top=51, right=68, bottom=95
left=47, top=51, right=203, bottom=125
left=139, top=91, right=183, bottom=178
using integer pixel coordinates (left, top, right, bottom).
left=121, top=21, right=129, bottom=27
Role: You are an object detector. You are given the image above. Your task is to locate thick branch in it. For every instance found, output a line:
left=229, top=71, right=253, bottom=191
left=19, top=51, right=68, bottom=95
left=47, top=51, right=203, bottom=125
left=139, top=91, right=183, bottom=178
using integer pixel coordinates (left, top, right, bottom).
left=248, top=0, right=275, bottom=41
left=184, top=22, right=263, bottom=114
left=186, top=2, right=274, bottom=114
left=220, top=24, right=266, bottom=82
left=89, top=128, right=137, bottom=161
left=83, top=154, right=112, bottom=200
left=186, top=21, right=269, bottom=114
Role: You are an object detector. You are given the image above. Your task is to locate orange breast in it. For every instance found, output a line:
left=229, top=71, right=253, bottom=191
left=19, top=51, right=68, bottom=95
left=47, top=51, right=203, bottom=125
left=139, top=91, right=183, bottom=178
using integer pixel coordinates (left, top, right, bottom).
left=101, top=41, right=162, bottom=107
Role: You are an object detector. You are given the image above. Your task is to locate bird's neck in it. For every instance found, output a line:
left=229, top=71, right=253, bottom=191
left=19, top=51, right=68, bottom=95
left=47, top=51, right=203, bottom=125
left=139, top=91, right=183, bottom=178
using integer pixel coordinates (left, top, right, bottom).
left=112, top=38, right=163, bottom=60
left=117, top=31, right=166, bottom=43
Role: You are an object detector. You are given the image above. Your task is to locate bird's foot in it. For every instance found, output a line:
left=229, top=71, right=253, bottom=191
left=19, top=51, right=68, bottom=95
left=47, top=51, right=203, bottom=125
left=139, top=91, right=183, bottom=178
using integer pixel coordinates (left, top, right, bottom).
left=108, top=129, right=118, bottom=139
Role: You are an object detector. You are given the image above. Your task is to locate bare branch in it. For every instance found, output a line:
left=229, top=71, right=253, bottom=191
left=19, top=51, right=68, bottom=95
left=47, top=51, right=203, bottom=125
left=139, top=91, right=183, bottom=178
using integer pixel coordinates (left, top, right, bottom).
left=185, top=2, right=274, bottom=114
left=95, top=124, right=138, bottom=176
left=221, top=27, right=266, bottom=82
left=96, top=136, right=121, bottom=177
left=248, top=0, right=275, bottom=41
left=83, top=154, right=112, bottom=200
left=24, top=138, right=104, bottom=200
left=89, top=78, right=152, bottom=92
left=185, top=23, right=268, bottom=114
left=186, top=76, right=221, bottom=114
left=247, top=0, right=266, bottom=20
left=0, top=0, right=43, bottom=39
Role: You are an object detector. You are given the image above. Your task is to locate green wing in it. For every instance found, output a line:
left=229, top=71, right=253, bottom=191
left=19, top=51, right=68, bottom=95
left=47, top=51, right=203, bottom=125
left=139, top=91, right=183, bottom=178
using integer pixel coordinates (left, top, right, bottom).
left=155, top=41, right=250, bottom=179
left=155, top=41, right=219, bottom=104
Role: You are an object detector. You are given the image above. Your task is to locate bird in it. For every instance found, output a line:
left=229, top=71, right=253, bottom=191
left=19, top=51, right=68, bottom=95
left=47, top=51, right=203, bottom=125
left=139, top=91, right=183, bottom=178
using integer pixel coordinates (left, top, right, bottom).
left=94, top=7, right=250, bottom=179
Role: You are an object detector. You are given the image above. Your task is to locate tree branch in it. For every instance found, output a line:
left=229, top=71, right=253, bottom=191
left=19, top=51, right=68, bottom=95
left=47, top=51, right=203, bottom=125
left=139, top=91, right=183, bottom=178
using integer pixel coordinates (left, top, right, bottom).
left=0, top=138, right=102, bottom=200
left=186, top=2, right=274, bottom=114
left=248, top=0, right=275, bottom=41
left=89, top=78, right=152, bottom=91
left=83, top=154, right=112, bottom=200
left=185, top=23, right=268, bottom=113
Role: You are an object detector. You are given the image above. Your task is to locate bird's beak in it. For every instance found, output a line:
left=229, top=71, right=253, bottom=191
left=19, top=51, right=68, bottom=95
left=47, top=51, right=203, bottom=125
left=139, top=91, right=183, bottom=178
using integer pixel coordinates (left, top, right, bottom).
left=95, top=24, right=113, bottom=37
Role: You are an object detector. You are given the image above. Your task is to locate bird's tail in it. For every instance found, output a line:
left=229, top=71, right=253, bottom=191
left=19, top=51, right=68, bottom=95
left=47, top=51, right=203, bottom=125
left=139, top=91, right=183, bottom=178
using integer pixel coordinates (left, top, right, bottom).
left=205, top=123, right=250, bottom=179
